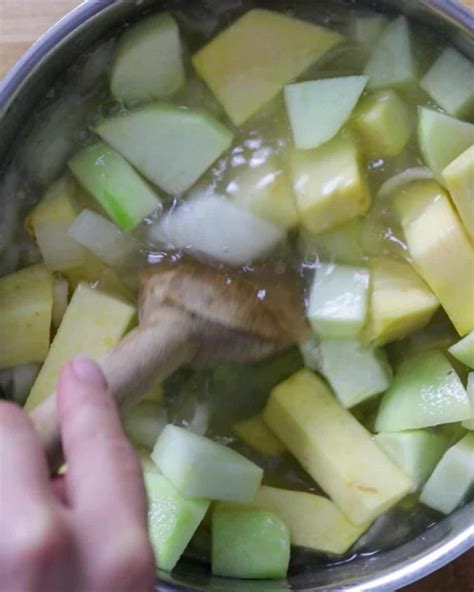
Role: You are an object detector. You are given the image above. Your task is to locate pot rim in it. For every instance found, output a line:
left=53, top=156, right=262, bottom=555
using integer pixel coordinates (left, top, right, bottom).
left=0, top=1, right=473, bottom=591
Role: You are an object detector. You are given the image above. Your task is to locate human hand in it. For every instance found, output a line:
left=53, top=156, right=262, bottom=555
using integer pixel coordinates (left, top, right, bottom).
left=0, top=356, right=155, bottom=592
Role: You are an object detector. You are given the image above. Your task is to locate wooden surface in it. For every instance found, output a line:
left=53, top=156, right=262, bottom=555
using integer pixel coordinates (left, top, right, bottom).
left=0, top=0, right=473, bottom=590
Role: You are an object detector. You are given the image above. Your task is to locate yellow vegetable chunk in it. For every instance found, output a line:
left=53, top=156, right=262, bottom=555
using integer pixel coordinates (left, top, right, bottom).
left=228, top=158, right=299, bottom=229
left=365, top=257, right=439, bottom=346
left=25, top=283, right=136, bottom=410
left=394, top=180, right=474, bottom=336
left=352, top=89, right=412, bottom=158
left=233, top=415, right=285, bottom=456
left=253, top=486, right=369, bottom=555
left=290, top=136, right=371, bottom=235
left=192, top=9, right=343, bottom=125
left=263, top=369, right=412, bottom=525
left=0, top=264, right=53, bottom=370
left=442, top=145, right=474, bottom=241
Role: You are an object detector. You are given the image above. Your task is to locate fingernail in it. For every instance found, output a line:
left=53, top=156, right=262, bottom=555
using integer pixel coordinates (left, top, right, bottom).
left=71, top=356, right=105, bottom=387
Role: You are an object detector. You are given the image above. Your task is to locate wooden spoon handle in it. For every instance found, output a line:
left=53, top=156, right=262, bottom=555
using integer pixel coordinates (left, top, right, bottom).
left=30, top=306, right=197, bottom=471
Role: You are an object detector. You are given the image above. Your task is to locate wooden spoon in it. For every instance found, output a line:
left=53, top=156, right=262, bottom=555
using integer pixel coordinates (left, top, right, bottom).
left=30, top=261, right=309, bottom=470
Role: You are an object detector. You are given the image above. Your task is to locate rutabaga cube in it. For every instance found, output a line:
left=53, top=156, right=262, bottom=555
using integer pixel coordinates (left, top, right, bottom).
left=155, top=191, right=285, bottom=266
left=263, top=369, right=412, bottom=525
left=364, top=257, right=439, bottom=346
left=0, top=264, right=53, bottom=370
left=394, top=180, right=474, bottom=336
left=111, top=13, right=185, bottom=104
left=232, top=415, right=285, bottom=456
left=227, top=157, right=299, bottom=229
left=290, top=136, right=371, bottom=235
left=307, top=263, right=370, bottom=339
left=95, top=103, right=233, bottom=195
left=373, top=430, right=449, bottom=491
left=151, top=425, right=263, bottom=502
left=350, top=15, right=389, bottom=47
left=462, top=373, right=474, bottom=430
left=145, top=472, right=210, bottom=572
left=364, top=17, right=417, bottom=90
left=284, top=76, right=368, bottom=150
left=212, top=503, right=290, bottom=579
left=319, top=339, right=392, bottom=408
left=375, top=350, right=471, bottom=433
left=68, top=142, right=161, bottom=231
left=419, top=433, right=474, bottom=514
left=442, top=145, right=474, bottom=241
left=192, top=9, right=343, bottom=125
left=421, top=47, right=474, bottom=118
left=449, top=332, right=474, bottom=370
left=351, top=90, right=412, bottom=158
left=417, top=108, right=474, bottom=181
left=298, top=219, right=365, bottom=266
left=25, top=283, right=136, bottom=410
left=253, top=486, right=369, bottom=555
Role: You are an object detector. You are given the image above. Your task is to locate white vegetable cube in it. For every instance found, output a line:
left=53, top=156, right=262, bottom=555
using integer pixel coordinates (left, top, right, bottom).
left=350, top=15, right=389, bottom=46
left=442, top=145, right=474, bottom=241
left=364, top=17, right=417, bottom=90
left=307, top=263, right=370, bottom=338
left=420, top=433, right=474, bottom=514
left=319, top=339, right=392, bottom=408
left=111, top=13, right=185, bottom=104
left=449, top=332, right=474, bottom=370
left=284, top=76, right=368, bottom=150
left=227, top=157, right=299, bottom=229
left=462, top=373, right=474, bottom=431
left=155, top=191, right=285, bottom=266
left=421, top=47, right=474, bottom=118
left=290, top=136, right=371, bottom=235
left=352, top=89, right=412, bottom=158
left=374, top=430, right=449, bottom=491
left=151, top=425, right=263, bottom=502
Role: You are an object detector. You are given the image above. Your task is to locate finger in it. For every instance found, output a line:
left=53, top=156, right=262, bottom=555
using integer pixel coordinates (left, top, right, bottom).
left=57, top=357, right=147, bottom=523
left=0, top=401, right=53, bottom=504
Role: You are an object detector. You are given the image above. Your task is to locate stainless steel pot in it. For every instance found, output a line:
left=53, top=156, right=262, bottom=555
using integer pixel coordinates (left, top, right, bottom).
left=0, top=1, right=473, bottom=590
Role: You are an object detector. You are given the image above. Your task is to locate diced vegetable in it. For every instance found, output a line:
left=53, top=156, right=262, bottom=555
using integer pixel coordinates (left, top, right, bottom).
left=307, top=263, right=370, bottom=339
left=151, top=425, right=263, bottom=502
left=374, top=430, right=449, bottom=491
left=253, top=486, right=369, bottom=555
left=417, top=108, right=474, bottom=181
left=364, top=17, right=417, bottom=90
left=192, top=9, right=343, bottom=125
left=52, top=275, right=69, bottom=328
left=364, top=258, right=439, bottom=346
left=69, top=143, right=160, bottom=231
left=227, top=158, right=299, bottom=229
left=27, top=177, right=86, bottom=272
left=155, top=191, right=285, bottom=266
left=0, top=264, right=53, bottom=370
left=95, top=103, right=233, bottom=195
left=376, top=167, right=433, bottom=200
left=12, top=363, right=41, bottom=405
left=123, top=401, right=168, bottom=449
left=233, top=415, right=285, bottom=455
left=449, top=332, right=474, bottom=370
left=212, top=503, right=290, bottom=579
left=442, top=145, right=474, bottom=240
left=24, top=283, right=136, bottom=410
left=111, top=13, right=185, bottom=104
left=350, top=15, right=389, bottom=46
left=421, top=47, right=474, bottom=118
left=352, top=89, right=411, bottom=158
left=145, top=471, right=210, bottom=572
left=68, top=209, right=137, bottom=268
left=290, top=136, right=371, bottom=235
left=462, top=374, right=474, bottom=430
left=263, top=369, right=412, bottom=525
left=375, top=350, right=471, bottom=432
left=394, top=180, right=474, bottom=336
left=419, top=433, right=474, bottom=514
left=299, top=219, right=364, bottom=266
left=318, top=339, right=392, bottom=408
left=299, top=336, right=323, bottom=372
left=284, top=76, right=368, bottom=150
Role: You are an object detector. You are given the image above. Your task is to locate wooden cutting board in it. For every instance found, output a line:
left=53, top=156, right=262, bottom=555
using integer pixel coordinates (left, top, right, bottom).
left=0, top=0, right=473, bottom=590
